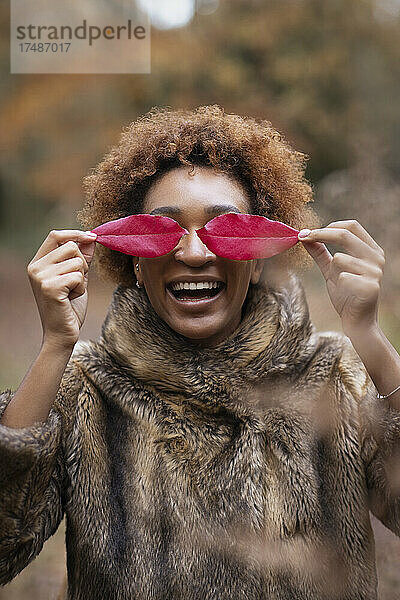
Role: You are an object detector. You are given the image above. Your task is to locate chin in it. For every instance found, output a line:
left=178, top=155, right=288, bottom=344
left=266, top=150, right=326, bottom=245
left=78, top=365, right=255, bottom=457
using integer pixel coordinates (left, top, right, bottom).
left=168, top=317, right=232, bottom=347
left=173, top=323, right=220, bottom=341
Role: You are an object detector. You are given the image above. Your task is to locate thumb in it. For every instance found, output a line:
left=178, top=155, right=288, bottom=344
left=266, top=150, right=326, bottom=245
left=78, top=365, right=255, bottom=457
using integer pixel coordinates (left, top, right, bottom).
left=298, top=233, right=332, bottom=281
left=78, top=235, right=97, bottom=269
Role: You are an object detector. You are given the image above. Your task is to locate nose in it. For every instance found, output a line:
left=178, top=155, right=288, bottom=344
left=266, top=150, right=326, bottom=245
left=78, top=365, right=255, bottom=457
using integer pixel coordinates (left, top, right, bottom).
left=174, top=229, right=216, bottom=267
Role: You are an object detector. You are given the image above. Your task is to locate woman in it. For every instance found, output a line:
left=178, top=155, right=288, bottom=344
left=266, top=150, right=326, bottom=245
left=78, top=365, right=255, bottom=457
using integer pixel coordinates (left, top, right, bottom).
left=0, top=106, right=399, bottom=599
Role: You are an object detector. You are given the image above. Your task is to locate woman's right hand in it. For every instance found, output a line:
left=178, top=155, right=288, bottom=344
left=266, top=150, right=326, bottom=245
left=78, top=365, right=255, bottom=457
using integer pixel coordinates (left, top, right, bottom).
left=27, top=229, right=98, bottom=352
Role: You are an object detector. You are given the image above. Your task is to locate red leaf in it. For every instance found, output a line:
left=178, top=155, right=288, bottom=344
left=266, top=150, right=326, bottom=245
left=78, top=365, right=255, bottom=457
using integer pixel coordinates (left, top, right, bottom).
left=91, top=214, right=189, bottom=258
left=196, top=213, right=299, bottom=260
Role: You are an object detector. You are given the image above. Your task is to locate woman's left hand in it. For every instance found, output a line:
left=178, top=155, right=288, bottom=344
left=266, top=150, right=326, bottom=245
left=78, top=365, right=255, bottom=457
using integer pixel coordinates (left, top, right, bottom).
left=298, top=220, right=385, bottom=336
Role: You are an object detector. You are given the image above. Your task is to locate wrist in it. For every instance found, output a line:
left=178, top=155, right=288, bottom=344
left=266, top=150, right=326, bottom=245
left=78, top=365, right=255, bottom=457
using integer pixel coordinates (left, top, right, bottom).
left=343, top=323, right=400, bottom=408
left=344, top=323, right=383, bottom=362
left=41, top=337, right=76, bottom=358
left=342, top=319, right=381, bottom=341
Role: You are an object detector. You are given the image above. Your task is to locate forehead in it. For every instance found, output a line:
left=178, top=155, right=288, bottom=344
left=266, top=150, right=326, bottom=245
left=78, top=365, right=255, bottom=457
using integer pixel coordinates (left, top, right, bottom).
left=142, top=166, right=251, bottom=214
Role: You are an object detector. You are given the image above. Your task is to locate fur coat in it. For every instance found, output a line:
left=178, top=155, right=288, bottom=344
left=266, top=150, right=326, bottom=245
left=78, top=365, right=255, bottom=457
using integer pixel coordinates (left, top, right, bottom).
left=0, top=273, right=399, bottom=599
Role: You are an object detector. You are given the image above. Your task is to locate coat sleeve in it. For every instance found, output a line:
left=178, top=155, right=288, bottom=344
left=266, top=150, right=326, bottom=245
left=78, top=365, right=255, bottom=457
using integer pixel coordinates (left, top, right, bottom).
left=0, top=360, right=83, bottom=585
left=338, top=338, right=400, bottom=537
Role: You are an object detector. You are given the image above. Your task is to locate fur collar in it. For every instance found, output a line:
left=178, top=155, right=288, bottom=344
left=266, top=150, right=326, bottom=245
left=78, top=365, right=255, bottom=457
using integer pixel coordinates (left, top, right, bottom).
left=96, top=272, right=318, bottom=415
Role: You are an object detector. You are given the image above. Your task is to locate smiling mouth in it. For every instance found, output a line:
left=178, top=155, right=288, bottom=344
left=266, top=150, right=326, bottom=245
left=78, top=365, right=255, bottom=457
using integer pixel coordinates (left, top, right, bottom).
left=167, top=282, right=225, bottom=302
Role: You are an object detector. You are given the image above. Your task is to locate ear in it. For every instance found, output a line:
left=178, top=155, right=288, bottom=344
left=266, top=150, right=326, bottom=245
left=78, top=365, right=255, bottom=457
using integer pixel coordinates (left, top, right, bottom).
left=250, top=259, right=264, bottom=285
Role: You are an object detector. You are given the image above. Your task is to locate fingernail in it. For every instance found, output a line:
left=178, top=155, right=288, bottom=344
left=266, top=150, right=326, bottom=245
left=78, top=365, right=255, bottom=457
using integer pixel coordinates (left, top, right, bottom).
left=298, top=229, right=311, bottom=239
left=85, top=231, right=97, bottom=238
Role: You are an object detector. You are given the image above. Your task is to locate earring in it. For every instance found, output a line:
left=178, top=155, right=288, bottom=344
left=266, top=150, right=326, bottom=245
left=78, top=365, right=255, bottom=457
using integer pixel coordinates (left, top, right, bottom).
left=135, top=264, right=141, bottom=288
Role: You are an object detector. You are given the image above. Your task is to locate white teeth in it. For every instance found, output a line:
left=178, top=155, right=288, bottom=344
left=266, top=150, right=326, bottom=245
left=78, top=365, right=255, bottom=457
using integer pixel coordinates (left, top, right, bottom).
left=170, top=281, right=223, bottom=291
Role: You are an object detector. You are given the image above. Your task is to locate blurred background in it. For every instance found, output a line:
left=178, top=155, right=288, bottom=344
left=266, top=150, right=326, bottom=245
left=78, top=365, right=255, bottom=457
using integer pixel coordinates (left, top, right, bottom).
left=1, top=0, right=399, bottom=598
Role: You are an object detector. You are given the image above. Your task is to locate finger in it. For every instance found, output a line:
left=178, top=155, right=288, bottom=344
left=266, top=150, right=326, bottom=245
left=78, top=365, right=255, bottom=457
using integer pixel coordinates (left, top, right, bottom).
left=42, top=257, right=87, bottom=279
left=327, top=271, right=380, bottom=322
left=69, top=279, right=86, bottom=300
left=34, top=240, right=90, bottom=273
left=301, top=240, right=333, bottom=281
left=77, top=239, right=96, bottom=269
left=31, top=230, right=97, bottom=263
left=301, top=227, right=379, bottom=264
left=335, top=272, right=381, bottom=307
left=324, top=220, right=383, bottom=254
left=62, top=272, right=86, bottom=301
left=40, top=271, right=85, bottom=302
left=329, top=252, right=384, bottom=284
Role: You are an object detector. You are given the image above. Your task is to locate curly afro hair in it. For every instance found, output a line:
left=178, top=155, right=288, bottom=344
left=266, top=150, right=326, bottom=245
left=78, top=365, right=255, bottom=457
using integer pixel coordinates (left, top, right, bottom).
left=77, top=105, right=319, bottom=287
